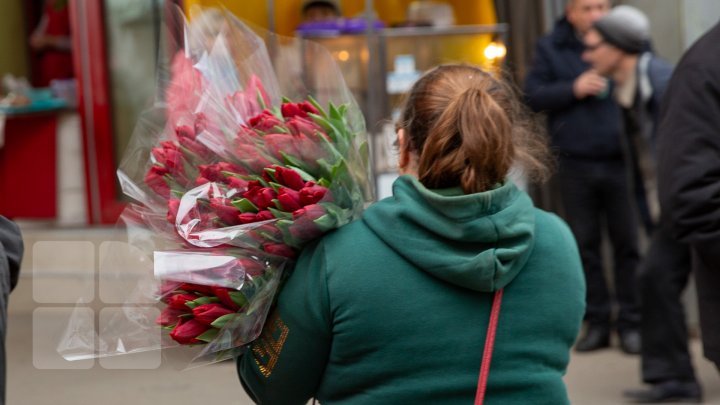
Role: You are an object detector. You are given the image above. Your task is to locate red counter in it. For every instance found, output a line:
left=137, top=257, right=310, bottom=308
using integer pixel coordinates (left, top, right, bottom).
left=0, top=112, right=58, bottom=219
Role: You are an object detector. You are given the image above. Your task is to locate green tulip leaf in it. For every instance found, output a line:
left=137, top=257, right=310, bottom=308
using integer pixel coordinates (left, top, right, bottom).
left=228, top=291, right=249, bottom=308
left=195, top=328, right=220, bottom=343
left=268, top=207, right=293, bottom=220
left=210, top=313, right=241, bottom=329
left=307, top=95, right=328, bottom=118
left=187, top=296, right=219, bottom=309
left=286, top=165, right=317, bottom=182
left=232, top=198, right=259, bottom=213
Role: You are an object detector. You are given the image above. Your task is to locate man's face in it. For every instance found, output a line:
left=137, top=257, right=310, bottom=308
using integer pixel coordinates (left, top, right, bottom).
left=303, top=5, right=339, bottom=23
left=582, top=28, right=623, bottom=76
left=567, top=0, right=611, bottom=35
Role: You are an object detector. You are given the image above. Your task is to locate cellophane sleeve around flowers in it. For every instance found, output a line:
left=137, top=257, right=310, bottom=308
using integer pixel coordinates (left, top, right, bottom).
left=57, top=6, right=372, bottom=368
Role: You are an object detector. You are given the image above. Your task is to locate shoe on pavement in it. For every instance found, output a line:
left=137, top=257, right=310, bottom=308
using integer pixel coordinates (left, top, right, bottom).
left=575, top=326, right=610, bottom=352
left=619, top=329, right=641, bottom=355
left=623, top=380, right=702, bottom=403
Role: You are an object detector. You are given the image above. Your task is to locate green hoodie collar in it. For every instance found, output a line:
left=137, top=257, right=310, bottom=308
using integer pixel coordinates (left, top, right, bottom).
left=363, top=175, right=536, bottom=292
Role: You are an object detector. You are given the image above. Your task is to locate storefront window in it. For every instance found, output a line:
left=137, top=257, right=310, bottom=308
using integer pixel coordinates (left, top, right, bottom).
left=104, top=0, right=164, bottom=167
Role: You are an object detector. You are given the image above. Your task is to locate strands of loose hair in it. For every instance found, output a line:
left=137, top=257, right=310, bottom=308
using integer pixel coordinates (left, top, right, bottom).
left=399, top=64, right=552, bottom=194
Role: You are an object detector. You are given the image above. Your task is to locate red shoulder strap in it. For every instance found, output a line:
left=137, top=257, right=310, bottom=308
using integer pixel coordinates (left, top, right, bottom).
left=474, top=288, right=504, bottom=405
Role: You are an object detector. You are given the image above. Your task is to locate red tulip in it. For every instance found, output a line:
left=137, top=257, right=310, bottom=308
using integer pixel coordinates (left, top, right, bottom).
left=278, top=188, right=302, bottom=212
left=166, top=293, right=198, bottom=310
left=280, top=101, right=318, bottom=119
left=238, top=258, right=265, bottom=277
left=176, top=283, right=212, bottom=295
left=237, top=209, right=274, bottom=225
left=195, top=176, right=210, bottom=186
left=192, top=303, right=235, bottom=326
left=236, top=144, right=274, bottom=172
left=263, top=133, right=299, bottom=162
left=248, top=110, right=283, bottom=132
left=156, top=306, right=189, bottom=327
left=218, top=161, right=245, bottom=175
left=193, top=112, right=209, bottom=134
left=226, top=176, right=249, bottom=191
left=158, top=281, right=182, bottom=298
left=290, top=204, right=327, bottom=241
left=299, top=184, right=330, bottom=205
left=286, top=116, right=323, bottom=137
left=166, top=198, right=181, bottom=224
left=145, top=165, right=171, bottom=198
left=263, top=243, right=296, bottom=259
left=292, top=203, right=327, bottom=221
left=198, top=164, right=224, bottom=183
left=238, top=212, right=260, bottom=224
left=264, top=133, right=327, bottom=169
left=175, top=125, right=195, bottom=140
left=179, top=133, right=211, bottom=158
left=209, top=198, right=242, bottom=226
left=211, top=286, right=241, bottom=311
left=243, top=186, right=277, bottom=210
left=169, top=319, right=209, bottom=344
left=273, top=166, right=305, bottom=191
left=151, top=141, right=185, bottom=176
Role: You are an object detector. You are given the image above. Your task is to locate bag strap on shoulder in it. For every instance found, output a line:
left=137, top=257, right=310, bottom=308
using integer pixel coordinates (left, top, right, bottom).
left=474, top=288, right=504, bottom=405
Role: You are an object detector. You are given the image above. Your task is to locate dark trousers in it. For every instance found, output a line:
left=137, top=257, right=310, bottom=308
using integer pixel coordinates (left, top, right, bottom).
left=638, top=224, right=695, bottom=383
left=557, top=158, right=641, bottom=331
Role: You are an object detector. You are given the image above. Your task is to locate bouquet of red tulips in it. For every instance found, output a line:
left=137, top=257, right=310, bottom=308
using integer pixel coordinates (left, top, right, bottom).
left=58, top=7, right=371, bottom=367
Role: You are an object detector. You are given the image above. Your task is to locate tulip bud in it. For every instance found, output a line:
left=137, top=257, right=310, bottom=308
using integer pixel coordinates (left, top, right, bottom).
left=192, top=303, right=235, bottom=326
left=299, top=185, right=329, bottom=206
left=145, top=166, right=171, bottom=198
left=209, top=198, right=242, bottom=226
left=169, top=319, right=210, bottom=344
left=243, top=186, right=277, bottom=210
left=226, top=176, right=249, bottom=191
left=263, top=243, right=296, bottom=259
left=278, top=188, right=302, bottom=212
left=175, top=125, right=195, bottom=140
left=178, top=283, right=214, bottom=295
left=273, top=166, right=306, bottom=191
left=156, top=306, right=189, bottom=327
left=166, top=293, right=198, bottom=310
left=211, top=286, right=242, bottom=311
left=167, top=199, right=181, bottom=224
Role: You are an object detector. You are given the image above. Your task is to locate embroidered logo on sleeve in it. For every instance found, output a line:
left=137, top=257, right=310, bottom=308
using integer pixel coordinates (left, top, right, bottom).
left=251, top=311, right=289, bottom=378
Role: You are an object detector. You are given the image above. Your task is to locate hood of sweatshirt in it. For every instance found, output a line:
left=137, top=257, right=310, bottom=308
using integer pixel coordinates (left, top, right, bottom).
left=363, top=176, right=536, bottom=292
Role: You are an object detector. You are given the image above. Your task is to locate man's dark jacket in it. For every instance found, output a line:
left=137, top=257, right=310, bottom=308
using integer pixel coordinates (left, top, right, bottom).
left=657, top=21, right=720, bottom=367
left=0, top=216, right=22, bottom=405
left=524, top=17, right=624, bottom=160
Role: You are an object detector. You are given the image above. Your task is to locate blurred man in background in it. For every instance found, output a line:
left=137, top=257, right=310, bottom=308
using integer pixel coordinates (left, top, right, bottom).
left=29, top=0, right=73, bottom=87
left=583, top=6, right=701, bottom=403
left=658, top=17, right=720, bottom=388
left=301, top=0, right=341, bottom=23
left=525, top=0, right=641, bottom=354
left=0, top=216, right=23, bottom=404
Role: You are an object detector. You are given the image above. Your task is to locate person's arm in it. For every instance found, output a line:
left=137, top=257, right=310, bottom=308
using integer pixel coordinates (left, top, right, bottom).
left=523, top=41, right=577, bottom=112
left=237, top=240, right=332, bottom=404
left=29, top=15, right=49, bottom=49
left=0, top=216, right=22, bottom=291
left=657, top=63, right=720, bottom=265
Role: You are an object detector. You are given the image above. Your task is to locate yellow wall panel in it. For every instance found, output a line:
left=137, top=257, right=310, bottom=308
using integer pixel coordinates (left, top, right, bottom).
left=184, top=0, right=269, bottom=32
left=184, top=0, right=496, bottom=37
left=0, top=0, right=29, bottom=78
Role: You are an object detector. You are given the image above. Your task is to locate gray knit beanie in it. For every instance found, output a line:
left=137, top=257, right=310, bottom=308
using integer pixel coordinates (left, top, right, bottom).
left=593, top=5, right=650, bottom=54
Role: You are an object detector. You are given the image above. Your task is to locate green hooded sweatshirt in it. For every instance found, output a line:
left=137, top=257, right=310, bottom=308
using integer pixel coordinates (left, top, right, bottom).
left=238, top=175, right=585, bottom=404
